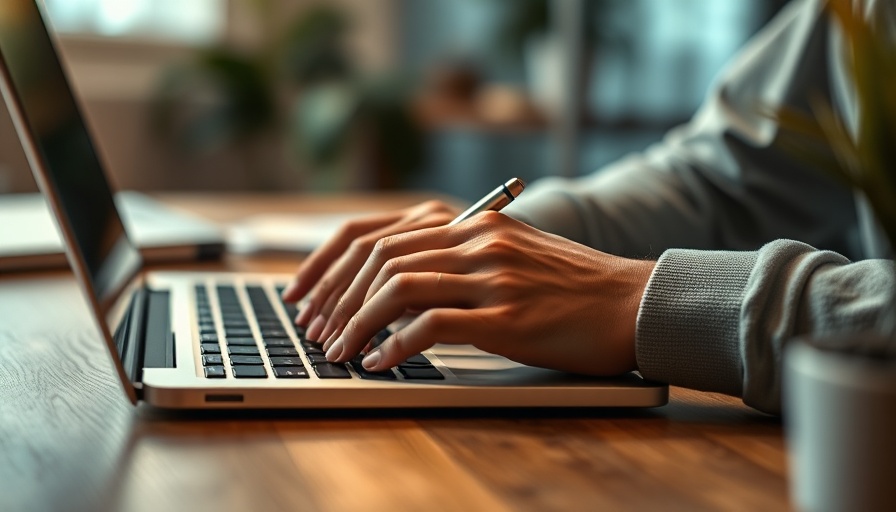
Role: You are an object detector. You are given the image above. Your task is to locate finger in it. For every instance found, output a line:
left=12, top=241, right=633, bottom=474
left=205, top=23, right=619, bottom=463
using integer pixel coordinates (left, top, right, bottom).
left=319, top=246, right=469, bottom=350
left=359, top=225, right=467, bottom=305
left=306, top=212, right=454, bottom=335
left=325, top=272, right=476, bottom=363
left=300, top=224, right=406, bottom=330
left=282, top=211, right=404, bottom=302
left=361, top=308, right=484, bottom=371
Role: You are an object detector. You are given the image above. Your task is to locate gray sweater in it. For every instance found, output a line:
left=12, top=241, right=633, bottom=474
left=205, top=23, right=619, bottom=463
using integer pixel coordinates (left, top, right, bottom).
left=503, top=0, right=895, bottom=414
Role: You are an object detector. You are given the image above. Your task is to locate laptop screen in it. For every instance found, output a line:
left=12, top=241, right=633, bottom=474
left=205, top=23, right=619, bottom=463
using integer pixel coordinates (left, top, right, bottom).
left=0, top=1, right=141, bottom=305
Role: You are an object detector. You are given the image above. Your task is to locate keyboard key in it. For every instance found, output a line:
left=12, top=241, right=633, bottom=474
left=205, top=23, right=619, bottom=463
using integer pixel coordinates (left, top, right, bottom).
left=306, top=353, right=330, bottom=365
left=232, top=366, right=267, bottom=378
left=267, top=347, right=299, bottom=357
left=225, top=328, right=253, bottom=337
left=202, top=355, right=223, bottom=366
left=263, top=338, right=294, bottom=348
left=270, top=357, right=304, bottom=367
left=200, top=343, right=221, bottom=354
left=398, top=366, right=444, bottom=380
left=350, top=359, right=396, bottom=381
left=199, top=325, right=217, bottom=335
left=274, top=367, right=309, bottom=379
left=225, top=337, right=258, bottom=346
left=199, top=334, right=219, bottom=343
left=228, top=346, right=260, bottom=356
left=230, top=355, right=264, bottom=365
left=354, top=367, right=397, bottom=380
left=313, top=363, right=351, bottom=379
left=204, top=366, right=226, bottom=378
left=402, top=354, right=431, bottom=366
left=301, top=341, right=324, bottom=354
left=259, top=329, right=289, bottom=338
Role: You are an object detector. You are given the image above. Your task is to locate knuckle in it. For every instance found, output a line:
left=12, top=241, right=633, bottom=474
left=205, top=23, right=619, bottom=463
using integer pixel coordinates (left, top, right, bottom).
left=334, top=222, right=354, bottom=240
left=482, top=236, right=516, bottom=261
left=489, top=273, right=518, bottom=294
left=381, top=257, right=403, bottom=279
left=478, top=209, right=506, bottom=226
left=350, top=236, right=376, bottom=257
left=416, top=310, right=446, bottom=336
left=343, top=314, right=361, bottom=337
left=389, top=328, right=407, bottom=354
left=385, top=273, right=414, bottom=295
left=371, top=236, right=392, bottom=260
left=315, top=276, right=333, bottom=295
left=331, top=297, right=350, bottom=324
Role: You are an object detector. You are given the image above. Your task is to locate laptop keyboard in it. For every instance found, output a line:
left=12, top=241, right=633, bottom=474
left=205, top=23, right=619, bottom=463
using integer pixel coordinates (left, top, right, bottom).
left=194, top=283, right=444, bottom=381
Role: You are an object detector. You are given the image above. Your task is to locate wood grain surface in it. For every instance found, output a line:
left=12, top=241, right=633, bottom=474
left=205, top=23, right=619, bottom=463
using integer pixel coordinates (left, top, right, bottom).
left=0, top=194, right=792, bottom=512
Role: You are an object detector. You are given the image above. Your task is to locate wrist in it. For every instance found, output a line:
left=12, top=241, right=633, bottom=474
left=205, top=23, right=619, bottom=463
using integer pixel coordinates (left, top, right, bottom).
left=625, top=259, right=657, bottom=372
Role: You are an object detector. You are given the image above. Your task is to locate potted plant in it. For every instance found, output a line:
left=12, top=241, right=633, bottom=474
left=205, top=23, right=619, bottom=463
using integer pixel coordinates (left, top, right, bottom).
left=151, top=3, right=424, bottom=191
left=773, top=2, right=896, bottom=510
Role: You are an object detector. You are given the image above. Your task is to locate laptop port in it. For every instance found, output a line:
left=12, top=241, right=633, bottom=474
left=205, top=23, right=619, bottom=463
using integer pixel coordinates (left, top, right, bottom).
left=205, top=394, right=244, bottom=403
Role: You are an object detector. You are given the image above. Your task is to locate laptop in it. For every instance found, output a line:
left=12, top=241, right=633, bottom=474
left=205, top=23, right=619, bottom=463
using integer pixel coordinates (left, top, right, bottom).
left=0, top=191, right=225, bottom=271
left=0, top=0, right=667, bottom=409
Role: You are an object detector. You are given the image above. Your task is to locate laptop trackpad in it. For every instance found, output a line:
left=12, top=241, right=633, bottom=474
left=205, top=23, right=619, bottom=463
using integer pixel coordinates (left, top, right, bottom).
left=430, top=344, right=599, bottom=386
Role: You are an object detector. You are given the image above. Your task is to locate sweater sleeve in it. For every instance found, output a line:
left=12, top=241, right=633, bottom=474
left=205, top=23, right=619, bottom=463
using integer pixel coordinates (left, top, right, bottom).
left=636, top=239, right=895, bottom=414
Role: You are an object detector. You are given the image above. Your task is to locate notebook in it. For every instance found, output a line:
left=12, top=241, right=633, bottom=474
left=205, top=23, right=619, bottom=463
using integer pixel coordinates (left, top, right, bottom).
left=0, top=191, right=225, bottom=271
left=0, top=0, right=667, bottom=409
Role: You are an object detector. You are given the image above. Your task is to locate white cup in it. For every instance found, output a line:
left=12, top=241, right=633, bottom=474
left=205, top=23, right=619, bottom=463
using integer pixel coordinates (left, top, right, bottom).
left=784, top=337, right=896, bottom=512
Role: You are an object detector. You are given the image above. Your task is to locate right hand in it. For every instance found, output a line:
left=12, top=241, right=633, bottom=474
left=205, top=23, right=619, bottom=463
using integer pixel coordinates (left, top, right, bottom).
left=280, top=200, right=462, bottom=341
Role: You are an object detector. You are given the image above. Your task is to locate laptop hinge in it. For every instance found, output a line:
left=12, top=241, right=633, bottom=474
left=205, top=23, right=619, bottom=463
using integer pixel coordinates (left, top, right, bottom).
left=114, top=285, right=148, bottom=386
left=113, top=285, right=175, bottom=388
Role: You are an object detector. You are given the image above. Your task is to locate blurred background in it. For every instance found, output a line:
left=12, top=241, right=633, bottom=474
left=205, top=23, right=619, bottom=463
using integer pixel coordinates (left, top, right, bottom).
left=0, top=0, right=789, bottom=202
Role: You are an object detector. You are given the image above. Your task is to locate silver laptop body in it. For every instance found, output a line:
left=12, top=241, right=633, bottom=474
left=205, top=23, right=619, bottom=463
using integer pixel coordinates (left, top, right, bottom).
left=0, top=0, right=667, bottom=409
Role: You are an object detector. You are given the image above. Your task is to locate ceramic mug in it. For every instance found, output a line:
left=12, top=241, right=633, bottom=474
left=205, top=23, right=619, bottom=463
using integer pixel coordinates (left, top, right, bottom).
left=784, top=336, right=896, bottom=512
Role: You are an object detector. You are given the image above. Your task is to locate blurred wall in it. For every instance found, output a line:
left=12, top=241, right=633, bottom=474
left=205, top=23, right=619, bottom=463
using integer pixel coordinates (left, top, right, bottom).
left=0, top=0, right=399, bottom=194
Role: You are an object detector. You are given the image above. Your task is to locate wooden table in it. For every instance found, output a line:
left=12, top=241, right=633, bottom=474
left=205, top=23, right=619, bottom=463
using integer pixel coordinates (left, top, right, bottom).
left=0, top=193, right=791, bottom=512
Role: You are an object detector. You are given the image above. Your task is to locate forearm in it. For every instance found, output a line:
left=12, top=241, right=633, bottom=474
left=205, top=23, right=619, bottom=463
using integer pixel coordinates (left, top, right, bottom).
left=635, top=239, right=895, bottom=414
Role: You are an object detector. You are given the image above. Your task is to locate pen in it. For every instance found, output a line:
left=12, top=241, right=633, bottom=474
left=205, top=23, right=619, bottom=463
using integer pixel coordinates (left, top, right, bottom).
left=448, top=177, right=526, bottom=226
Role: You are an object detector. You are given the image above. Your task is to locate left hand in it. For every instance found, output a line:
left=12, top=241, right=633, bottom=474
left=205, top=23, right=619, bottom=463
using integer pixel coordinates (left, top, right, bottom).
left=318, top=211, right=656, bottom=376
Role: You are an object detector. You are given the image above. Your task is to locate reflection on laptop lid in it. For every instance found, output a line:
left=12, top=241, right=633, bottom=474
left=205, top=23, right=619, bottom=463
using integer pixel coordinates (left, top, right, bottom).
left=0, top=0, right=668, bottom=410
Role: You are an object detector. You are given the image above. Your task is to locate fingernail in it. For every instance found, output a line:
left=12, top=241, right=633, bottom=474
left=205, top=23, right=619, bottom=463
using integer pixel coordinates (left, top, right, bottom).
left=362, top=350, right=382, bottom=370
left=306, top=314, right=326, bottom=342
left=295, top=306, right=313, bottom=327
left=326, top=336, right=344, bottom=362
left=322, top=329, right=340, bottom=351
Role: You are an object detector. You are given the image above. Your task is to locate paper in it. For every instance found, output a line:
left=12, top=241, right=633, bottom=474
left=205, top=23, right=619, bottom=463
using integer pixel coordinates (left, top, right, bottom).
left=227, top=212, right=371, bottom=254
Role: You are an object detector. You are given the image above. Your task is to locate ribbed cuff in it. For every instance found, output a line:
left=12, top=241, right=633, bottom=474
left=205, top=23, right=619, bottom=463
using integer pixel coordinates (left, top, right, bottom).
left=635, top=249, right=757, bottom=396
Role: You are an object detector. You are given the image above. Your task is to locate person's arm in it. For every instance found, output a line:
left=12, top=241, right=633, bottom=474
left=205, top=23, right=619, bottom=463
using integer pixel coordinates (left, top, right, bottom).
left=636, top=239, right=895, bottom=414
left=503, top=0, right=859, bottom=260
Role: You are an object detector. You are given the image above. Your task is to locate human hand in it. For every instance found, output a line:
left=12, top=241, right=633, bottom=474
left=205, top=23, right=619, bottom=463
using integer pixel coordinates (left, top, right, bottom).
left=281, top=200, right=462, bottom=340
left=318, top=211, right=656, bottom=376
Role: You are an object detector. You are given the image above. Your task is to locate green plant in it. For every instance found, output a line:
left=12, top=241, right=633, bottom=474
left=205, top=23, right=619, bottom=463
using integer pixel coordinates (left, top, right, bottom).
left=773, top=0, right=896, bottom=247
left=151, top=3, right=424, bottom=189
